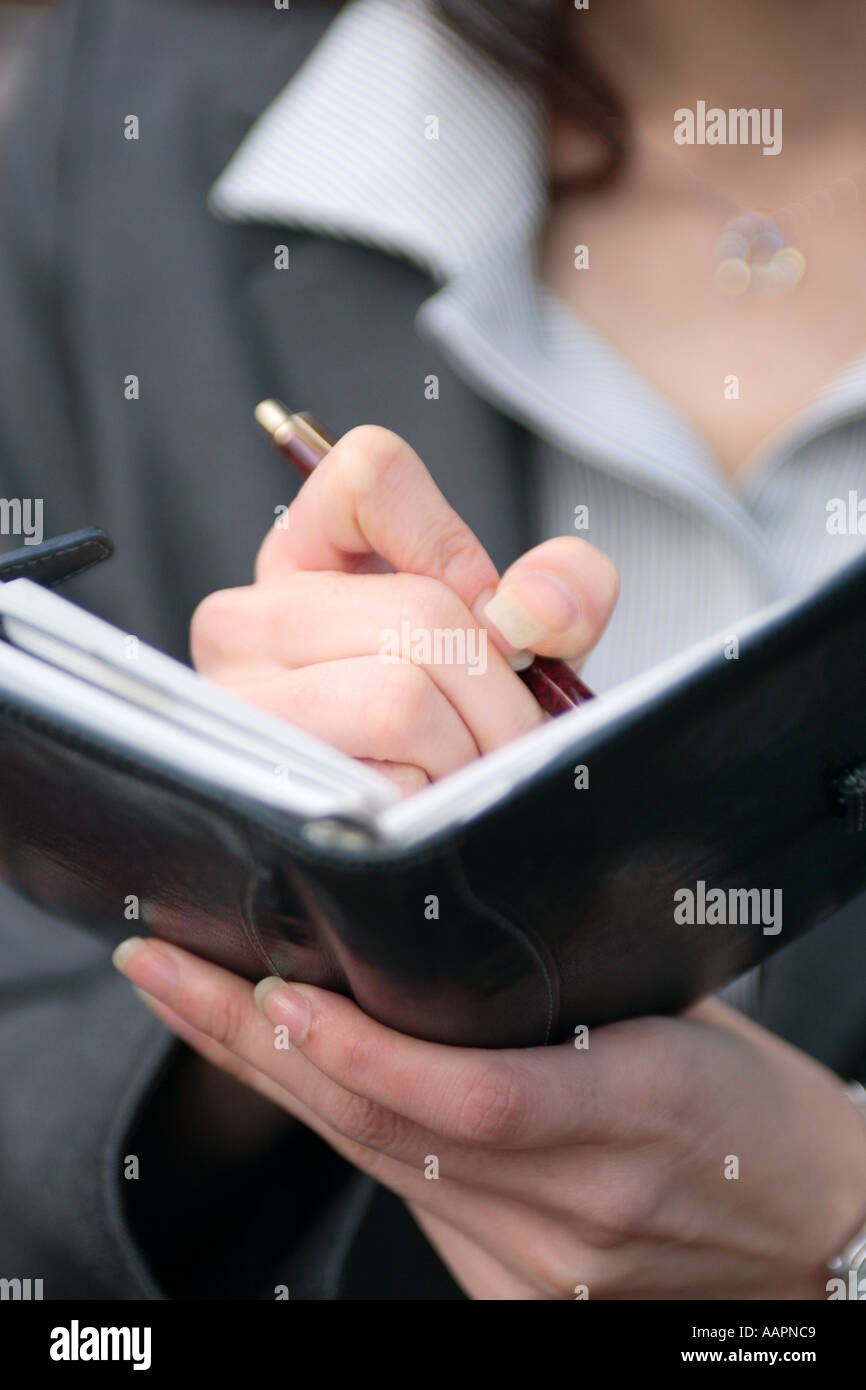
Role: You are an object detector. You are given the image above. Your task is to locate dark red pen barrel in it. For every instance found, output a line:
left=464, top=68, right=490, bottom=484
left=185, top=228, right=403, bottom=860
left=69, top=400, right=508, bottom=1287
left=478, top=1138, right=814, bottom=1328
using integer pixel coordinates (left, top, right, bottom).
left=272, top=432, right=326, bottom=477
left=519, top=656, right=594, bottom=715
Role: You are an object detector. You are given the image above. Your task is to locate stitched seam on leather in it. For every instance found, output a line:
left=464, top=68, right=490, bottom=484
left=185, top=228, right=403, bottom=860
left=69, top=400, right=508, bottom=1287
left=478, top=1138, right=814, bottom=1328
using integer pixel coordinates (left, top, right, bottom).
left=45, top=547, right=113, bottom=584
left=0, top=538, right=110, bottom=582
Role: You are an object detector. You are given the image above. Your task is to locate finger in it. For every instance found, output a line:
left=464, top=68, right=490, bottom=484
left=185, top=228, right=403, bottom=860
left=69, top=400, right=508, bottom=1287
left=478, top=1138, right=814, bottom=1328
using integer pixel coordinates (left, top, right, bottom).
left=191, top=573, right=543, bottom=752
left=132, top=970, right=624, bottom=1223
left=118, top=946, right=447, bottom=1170
left=256, top=425, right=502, bottom=627
left=131, top=984, right=619, bottom=1299
left=216, top=655, right=480, bottom=778
left=132, top=980, right=571, bottom=1296
left=114, top=938, right=667, bottom=1150
left=130, top=987, right=299, bottom=1113
left=253, top=978, right=667, bottom=1148
left=357, top=760, right=431, bottom=797
left=128, top=968, right=756, bottom=1301
left=483, top=536, right=620, bottom=663
left=128, top=953, right=579, bottom=1195
left=130, top=989, right=425, bottom=1182
left=114, top=935, right=560, bottom=1154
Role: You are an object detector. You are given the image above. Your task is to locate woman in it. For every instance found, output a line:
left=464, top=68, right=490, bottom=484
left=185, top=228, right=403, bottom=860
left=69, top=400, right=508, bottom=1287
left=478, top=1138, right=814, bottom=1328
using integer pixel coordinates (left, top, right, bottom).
left=2, top=0, right=865, bottom=1300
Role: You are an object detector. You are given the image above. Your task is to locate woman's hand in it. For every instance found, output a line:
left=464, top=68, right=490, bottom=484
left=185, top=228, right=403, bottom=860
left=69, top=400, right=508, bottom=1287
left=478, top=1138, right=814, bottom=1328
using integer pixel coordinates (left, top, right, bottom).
left=113, top=938, right=866, bottom=1300
left=190, top=425, right=619, bottom=793
left=168, top=423, right=866, bottom=1299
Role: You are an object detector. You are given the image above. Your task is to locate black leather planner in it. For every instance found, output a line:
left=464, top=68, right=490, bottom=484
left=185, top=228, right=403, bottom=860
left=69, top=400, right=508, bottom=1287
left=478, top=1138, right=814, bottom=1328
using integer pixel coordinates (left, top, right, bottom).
left=0, top=528, right=864, bottom=1048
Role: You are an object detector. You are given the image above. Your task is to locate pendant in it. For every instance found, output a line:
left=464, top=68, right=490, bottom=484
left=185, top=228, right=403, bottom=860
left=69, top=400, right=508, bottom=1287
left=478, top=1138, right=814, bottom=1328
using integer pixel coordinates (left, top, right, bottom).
left=714, top=211, right=806, bottom=297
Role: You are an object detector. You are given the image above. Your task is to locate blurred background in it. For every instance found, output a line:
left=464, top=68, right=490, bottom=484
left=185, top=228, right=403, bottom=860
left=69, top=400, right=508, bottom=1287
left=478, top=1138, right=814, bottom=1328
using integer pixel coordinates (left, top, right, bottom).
left=0, top=2, right=50, bottom=145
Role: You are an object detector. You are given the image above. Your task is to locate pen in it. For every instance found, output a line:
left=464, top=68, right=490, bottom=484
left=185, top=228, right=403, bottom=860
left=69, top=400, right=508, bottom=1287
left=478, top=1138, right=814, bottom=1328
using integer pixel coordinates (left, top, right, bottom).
left=254, top=400, right=595, bottom=717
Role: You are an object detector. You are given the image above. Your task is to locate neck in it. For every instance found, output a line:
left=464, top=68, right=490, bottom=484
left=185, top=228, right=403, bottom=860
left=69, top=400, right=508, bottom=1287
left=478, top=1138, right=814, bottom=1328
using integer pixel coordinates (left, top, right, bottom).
left=577, top=0, right=866, bottom=137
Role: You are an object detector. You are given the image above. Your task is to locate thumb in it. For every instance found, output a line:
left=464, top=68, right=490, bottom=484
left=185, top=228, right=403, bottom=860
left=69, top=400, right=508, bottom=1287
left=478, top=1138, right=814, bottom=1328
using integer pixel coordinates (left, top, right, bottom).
left=481, top=537, right=619, bottom=664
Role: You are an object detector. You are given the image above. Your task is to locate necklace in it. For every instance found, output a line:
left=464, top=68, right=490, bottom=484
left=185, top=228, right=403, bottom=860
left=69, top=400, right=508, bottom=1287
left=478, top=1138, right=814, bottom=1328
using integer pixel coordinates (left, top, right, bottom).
left=639, top=138, right=866, bottom=299
left=712, top=210, right=807, bottom=298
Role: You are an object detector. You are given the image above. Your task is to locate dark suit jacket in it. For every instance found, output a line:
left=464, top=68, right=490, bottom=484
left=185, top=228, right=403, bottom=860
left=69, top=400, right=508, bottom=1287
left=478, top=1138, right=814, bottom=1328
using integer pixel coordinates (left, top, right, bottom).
left=0, top=0, right=863, bottom=1299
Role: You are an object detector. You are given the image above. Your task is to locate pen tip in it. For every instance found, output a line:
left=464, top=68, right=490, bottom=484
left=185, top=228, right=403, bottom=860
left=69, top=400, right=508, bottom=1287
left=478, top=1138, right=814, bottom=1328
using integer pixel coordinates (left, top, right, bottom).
left=254, top=398, right=292, bottom=436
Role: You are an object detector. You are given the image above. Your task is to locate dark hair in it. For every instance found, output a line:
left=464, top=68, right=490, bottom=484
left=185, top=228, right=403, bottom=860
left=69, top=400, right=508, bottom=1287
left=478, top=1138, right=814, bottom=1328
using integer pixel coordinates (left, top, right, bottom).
left=435, top=0, right=628, bottom=188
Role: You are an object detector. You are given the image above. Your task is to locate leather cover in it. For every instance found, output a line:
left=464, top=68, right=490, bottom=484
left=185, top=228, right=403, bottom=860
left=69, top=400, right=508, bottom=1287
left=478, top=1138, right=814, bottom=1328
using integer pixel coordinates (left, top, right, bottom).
left=0, top=540, right=865, bottom=1048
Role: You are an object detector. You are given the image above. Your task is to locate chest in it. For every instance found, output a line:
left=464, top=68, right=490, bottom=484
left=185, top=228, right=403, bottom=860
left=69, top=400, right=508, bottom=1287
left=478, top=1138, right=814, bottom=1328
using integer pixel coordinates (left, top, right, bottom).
left=540, top=189, right=866, bottom=484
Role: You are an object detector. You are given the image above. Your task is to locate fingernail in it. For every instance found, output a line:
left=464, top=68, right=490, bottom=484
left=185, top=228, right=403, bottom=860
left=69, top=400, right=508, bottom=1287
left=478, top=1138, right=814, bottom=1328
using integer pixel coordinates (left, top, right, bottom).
left=111, top=936, right=178, bottom=1001
left=112, top=937, right=145, bottom=972
left=484, top=574, right=579, bottom=649
left=472, top=585, right=534, bottom=667
left=132, top=985, right=160, bottom=1012
left=254, top=977, right=311, bottom=1046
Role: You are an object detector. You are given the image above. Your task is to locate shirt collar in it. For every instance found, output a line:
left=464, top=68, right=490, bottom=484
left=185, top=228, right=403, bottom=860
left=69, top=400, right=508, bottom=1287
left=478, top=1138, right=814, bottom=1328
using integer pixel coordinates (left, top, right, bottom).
left=208, top=0, right=547, bottom=283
